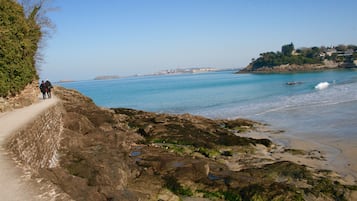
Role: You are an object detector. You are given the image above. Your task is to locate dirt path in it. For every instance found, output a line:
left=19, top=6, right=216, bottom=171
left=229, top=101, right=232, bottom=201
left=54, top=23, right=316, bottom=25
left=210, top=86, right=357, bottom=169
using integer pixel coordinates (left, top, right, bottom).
left=0, top=97, right=58, bottom=201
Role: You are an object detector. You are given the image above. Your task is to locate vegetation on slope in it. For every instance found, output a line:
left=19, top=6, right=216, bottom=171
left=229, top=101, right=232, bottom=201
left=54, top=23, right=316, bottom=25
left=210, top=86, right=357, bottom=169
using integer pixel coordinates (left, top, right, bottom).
left=248, top=43, right=357, bottom=71
left=0, top=0, right=42, bottom=97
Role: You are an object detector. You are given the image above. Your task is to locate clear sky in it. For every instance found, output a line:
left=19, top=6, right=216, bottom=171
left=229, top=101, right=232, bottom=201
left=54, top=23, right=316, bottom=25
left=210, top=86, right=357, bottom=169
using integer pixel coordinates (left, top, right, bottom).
left=40, top=0, right=357, bottom=81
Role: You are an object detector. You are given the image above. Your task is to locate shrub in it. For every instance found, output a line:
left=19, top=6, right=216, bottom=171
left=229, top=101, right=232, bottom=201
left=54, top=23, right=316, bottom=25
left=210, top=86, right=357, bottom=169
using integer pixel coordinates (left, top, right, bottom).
left=0, top=0, right=41, bottom=97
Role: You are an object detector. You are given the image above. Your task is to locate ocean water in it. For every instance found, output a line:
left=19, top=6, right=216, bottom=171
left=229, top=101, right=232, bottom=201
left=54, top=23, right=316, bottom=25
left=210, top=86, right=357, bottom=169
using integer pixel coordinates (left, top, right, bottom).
left=59, top=69, right=357, bottom=139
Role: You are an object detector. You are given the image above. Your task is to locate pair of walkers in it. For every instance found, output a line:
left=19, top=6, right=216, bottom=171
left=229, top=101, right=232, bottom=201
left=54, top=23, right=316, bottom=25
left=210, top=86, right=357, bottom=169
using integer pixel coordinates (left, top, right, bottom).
left=39, top=79, right=53, bottom=99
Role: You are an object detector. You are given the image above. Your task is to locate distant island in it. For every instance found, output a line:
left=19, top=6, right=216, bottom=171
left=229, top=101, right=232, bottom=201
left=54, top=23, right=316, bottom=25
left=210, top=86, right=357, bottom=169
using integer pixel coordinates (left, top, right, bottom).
left=94, top=75, right=121, bottom=80
left=57, top=80, right=76, bottom=83
left=239, top=43, right=357, bottom=73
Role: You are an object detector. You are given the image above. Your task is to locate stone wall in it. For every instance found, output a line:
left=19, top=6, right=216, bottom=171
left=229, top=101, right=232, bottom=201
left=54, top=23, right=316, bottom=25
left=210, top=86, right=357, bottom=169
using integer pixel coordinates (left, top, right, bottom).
left=6, top=102, right=63, bottom=172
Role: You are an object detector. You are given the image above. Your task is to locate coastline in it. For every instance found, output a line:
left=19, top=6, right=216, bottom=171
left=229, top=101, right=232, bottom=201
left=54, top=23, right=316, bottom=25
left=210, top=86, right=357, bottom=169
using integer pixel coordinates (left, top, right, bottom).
left=1, top=86, right=356, bottom=200
left=239, top=126, right=357, bottom=185
left=237, top=65, right=357, bottom=74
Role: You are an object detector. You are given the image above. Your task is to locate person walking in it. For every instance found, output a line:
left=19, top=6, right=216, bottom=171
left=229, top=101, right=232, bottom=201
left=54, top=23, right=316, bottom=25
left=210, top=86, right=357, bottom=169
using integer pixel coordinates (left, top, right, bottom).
left=45, top=79, right=53, bottom=98
left=39, top=80, right=47, bottom=99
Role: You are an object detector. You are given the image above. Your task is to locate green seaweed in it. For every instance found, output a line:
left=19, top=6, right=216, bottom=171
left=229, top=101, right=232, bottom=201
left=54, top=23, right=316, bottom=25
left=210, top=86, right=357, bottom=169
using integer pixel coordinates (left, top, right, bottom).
left=163, top=176, right=193, bottom=196
left=196, top=189, right=224, bottom=199
left=222, top=191, right=242, bottom=201
left=308, top=178, right=348, bottom=201
left=196, top=147, right=220, bottom=158
left=285, top=148, right=306, bottom=155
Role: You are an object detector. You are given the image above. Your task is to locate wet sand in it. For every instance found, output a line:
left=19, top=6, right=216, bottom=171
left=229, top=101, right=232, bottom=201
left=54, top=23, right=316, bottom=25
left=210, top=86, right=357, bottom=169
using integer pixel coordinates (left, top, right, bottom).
left=280, top=135, right=357, bottom=200
left=241, top=126, right=357, bottom=185
left=308, top=137, right=357, bottom=184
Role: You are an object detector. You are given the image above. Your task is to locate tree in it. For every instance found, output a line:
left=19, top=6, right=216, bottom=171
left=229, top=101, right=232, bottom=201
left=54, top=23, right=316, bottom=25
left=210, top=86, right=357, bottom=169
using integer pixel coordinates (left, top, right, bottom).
left=347, top=45, right=357, bottom=51
left=250, top=44, right=326, bottom=70
left=18, top=0, right=56, bottom=71
left=335, top=44, right=347, bottom=52
left=0, top=0, right=51, bottom=97
left=281, top=43, right=294, bottom=56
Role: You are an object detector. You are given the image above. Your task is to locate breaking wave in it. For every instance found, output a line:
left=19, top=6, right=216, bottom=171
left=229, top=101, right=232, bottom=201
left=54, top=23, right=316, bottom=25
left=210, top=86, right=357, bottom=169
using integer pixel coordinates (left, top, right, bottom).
left=315, top=82, right=330, bottom=90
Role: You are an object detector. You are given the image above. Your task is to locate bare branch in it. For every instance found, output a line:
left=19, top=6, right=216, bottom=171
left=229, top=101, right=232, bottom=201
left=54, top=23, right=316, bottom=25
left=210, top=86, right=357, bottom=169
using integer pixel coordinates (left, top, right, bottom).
left=17, top=0, right=58, bottom=72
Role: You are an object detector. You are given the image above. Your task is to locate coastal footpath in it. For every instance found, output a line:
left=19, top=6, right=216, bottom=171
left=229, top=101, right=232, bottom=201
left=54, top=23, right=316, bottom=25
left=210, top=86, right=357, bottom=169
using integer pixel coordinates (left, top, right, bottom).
left=0, top=96, right=71, bottom=200
left=1, top=86, right=356, bottom=201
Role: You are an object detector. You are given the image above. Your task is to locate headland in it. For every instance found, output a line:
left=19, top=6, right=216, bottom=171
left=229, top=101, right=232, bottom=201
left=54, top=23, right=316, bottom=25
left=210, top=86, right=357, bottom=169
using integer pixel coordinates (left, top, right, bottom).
left=239, top=44, right=357, bottom=73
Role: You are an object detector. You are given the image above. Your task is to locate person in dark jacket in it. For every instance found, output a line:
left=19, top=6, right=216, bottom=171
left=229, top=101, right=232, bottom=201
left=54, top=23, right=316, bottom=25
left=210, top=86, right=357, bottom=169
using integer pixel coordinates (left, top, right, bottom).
left=39, top=80, right=47, bottom=99
left=45, top=79, right=53, bottom=98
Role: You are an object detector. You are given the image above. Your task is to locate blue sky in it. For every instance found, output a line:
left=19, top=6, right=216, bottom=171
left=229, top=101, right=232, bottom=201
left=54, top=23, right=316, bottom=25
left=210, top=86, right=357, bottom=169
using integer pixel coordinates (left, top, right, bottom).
left=41, top=0, right=357, bottom=81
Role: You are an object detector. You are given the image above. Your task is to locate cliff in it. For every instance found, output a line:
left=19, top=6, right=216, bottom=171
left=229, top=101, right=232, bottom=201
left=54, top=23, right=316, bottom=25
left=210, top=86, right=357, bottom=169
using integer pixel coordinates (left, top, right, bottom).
left=4, top=87, right=356, bottom=201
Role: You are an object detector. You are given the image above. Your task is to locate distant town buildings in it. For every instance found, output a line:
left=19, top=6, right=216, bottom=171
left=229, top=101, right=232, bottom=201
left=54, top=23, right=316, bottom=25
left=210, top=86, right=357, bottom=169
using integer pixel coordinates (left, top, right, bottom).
left=321, top=47, right=356, bottom=58
left=155, top=67, right=220, bottom=75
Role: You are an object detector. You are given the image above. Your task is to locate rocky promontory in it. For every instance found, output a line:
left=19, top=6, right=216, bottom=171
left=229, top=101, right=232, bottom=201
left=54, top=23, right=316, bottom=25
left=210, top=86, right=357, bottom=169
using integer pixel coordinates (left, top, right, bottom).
left=239, top=44, right=357, bottom=73
left=5, top=86, right=357, bottom=201
left=238, top=62, right=340, bottom=73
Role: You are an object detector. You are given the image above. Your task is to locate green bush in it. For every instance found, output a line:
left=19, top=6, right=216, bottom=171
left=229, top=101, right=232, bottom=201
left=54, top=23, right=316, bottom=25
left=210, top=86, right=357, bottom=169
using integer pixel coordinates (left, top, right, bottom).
left=251, top=44, right=324, bottom=70
left=0, top=0, right=41, bottom=97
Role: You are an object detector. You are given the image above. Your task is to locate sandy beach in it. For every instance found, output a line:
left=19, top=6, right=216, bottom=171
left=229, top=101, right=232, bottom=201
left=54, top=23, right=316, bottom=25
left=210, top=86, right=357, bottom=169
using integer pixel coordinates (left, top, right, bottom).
left=241, top=126, right=357, bottom=186
left=308, top=137, right=357, bottom=184
left=276, top=134, right=357, bottom=200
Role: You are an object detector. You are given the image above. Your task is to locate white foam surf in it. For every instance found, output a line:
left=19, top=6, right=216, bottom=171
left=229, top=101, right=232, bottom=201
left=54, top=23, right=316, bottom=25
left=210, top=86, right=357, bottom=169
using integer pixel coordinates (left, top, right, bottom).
left=315, top=82, right=329, bottom=90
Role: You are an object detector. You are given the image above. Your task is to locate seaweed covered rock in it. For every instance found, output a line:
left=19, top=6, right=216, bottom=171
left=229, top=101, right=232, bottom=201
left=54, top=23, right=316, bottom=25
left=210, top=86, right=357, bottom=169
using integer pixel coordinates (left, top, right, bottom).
left=112, top=108, right=270, bottom=148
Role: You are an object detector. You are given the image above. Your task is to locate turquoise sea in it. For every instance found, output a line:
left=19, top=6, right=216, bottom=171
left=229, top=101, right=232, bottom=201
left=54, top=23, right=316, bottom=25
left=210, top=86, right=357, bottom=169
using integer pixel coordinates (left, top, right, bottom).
left=59, top=70, right=357, bottom=140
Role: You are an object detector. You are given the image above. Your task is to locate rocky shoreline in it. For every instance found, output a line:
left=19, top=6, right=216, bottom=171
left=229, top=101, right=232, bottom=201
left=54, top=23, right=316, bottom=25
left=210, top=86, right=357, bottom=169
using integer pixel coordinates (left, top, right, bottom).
left=47, top=88, right=357, bottom=200
left=4, top=86, right=357, bottom=200
left=238, top=61, right=356, bottom=74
